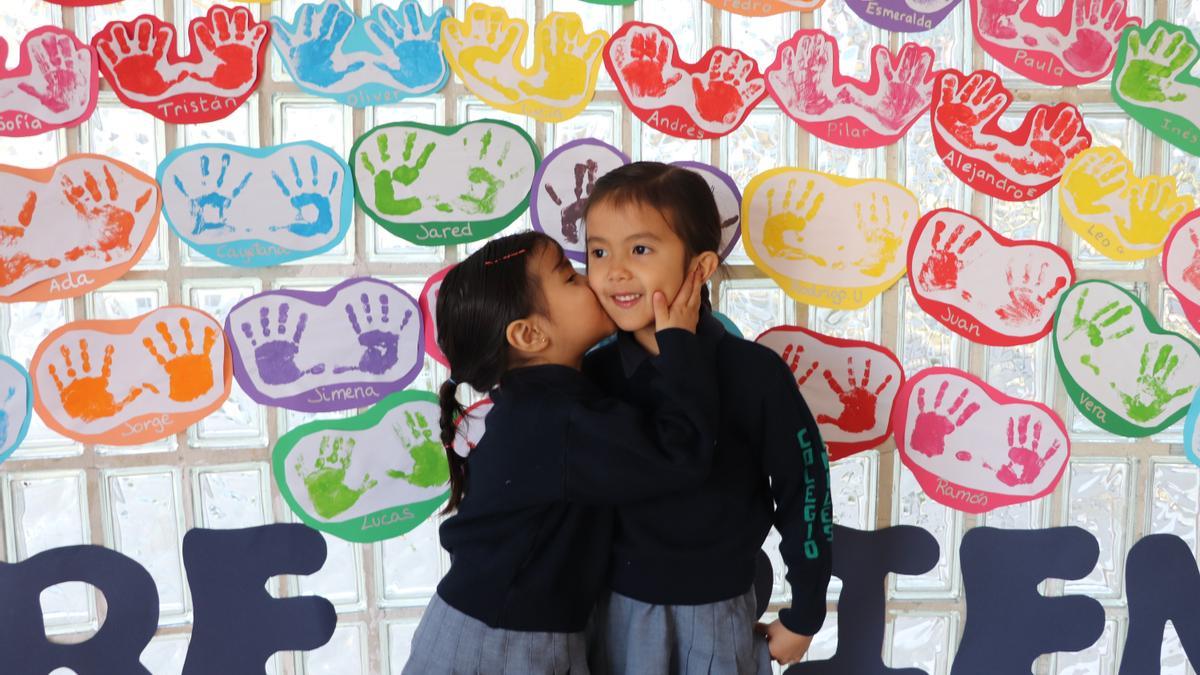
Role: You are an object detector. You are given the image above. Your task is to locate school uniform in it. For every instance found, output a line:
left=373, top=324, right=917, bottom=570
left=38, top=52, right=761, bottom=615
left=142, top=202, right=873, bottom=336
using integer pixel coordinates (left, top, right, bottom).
left=583, top=310, right=833, bottom=675
left=403, top=328, right=719, bottom=675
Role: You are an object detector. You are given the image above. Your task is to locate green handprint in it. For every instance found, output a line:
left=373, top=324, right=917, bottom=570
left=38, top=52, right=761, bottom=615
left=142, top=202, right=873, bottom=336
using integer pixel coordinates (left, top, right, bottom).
left=360, top=133, right=439, bottom=216
left=294, top=435, right=377, bottom=519
left=1117, top=25, right=1198, bottom=104
left=1064, top=287, right=1135, bottom=375
left=1111, top=343, right=1196, bottom=422
left=456, top=130, right=525, bottom=215
left=386, top=410, right=450, bottom=488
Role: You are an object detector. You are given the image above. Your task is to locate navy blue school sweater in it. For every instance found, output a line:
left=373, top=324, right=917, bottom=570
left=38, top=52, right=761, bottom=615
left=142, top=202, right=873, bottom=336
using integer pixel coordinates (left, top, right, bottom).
left=436, top=329, right=719, bottom=633
left=582, top=310, right=834, bottom=636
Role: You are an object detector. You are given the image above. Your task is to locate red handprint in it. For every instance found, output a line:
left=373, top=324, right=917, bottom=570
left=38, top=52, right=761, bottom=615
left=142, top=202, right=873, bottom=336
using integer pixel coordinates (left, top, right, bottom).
left=994, top=106, right=1091, bottom=177
left=189, top=6, right=269, bottom=91
left=781, top=343, right=819, bottom=387
left=996, top=414, right=1061, bottom=487
left=94, top=19, right=190, bottom=97
left=816, top=357, right=893, bottom=433
left=690, top=50, right=765, bottom=125
left=1183, top=229, right=1200, bottom=292
left=910, top=380, right=980, bottom=458
left=934, top=72, right=1007, bottom=151
left=61, top=165, right=155, bottom=262
left=917, top=219, right=982, bottom=294
left=995, top=260, right=1069, bottom=324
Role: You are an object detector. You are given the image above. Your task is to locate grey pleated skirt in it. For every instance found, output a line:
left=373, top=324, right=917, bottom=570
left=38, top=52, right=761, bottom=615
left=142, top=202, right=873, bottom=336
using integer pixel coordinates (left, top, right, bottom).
left=402, top=594, right=590, bottom=674
left=588, top=587, right=773, bottom=675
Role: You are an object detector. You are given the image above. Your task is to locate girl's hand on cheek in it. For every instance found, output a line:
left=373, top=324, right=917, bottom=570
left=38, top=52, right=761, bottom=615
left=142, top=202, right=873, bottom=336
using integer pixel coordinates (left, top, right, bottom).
left=652, top=264, right=705, bottom=333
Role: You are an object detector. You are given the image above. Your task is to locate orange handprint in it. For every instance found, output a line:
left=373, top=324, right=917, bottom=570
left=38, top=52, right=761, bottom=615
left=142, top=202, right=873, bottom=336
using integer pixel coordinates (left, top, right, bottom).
left=61, top=165, right=154, bottom=262
left=817, top=357, right=893, bottom=433
left=48, top=339, right=157, bottom=422
left=142, top=317, right=217, bottom=402
left=0, top=191, right=60, bottom=288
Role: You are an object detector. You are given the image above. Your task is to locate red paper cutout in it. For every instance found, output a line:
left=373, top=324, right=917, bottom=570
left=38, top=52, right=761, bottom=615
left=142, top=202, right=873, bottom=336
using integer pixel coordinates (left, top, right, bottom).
left=605, top=22, right=767, bottom=140
left=930, top=69, right=1092, bottom=201
left=91, top=6, right=269, bottom=124
left=419, top=264, right=452, bottom=368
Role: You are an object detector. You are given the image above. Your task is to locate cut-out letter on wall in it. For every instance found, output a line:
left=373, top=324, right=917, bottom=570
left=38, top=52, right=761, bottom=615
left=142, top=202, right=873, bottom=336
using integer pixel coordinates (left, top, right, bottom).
left=1120, top=534, right=1200, bottom=674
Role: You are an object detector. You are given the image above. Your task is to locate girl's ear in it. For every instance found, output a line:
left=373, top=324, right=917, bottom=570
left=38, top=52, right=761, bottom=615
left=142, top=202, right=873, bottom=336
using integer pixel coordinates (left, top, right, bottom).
left=693, top=250, right=720, bottom=283
left=505, top=318, right=550, bottom=356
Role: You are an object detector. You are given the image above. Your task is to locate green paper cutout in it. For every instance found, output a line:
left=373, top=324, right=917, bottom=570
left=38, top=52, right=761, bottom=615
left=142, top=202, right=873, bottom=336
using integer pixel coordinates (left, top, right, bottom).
left=1052, top=280, right=1200, bottom=437
left=1113, top=21, right=1200, bottom=157
left=274, top=390, right=449, bottom=543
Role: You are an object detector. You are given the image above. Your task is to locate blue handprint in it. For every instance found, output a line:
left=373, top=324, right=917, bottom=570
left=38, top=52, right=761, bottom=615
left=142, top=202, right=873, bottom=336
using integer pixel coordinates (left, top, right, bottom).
left=240, top=303, right=326, bottom=386
left=365, top=1, right=451, bottom=91
left=0, top=386, right=16, bottom=449
left=270, top=154, right=340, bottom=238
left=172, top=154, right=253, bottom=236
left=334, top=293, right=413, bottom=375
left=272, top=0, right=367, bottom=89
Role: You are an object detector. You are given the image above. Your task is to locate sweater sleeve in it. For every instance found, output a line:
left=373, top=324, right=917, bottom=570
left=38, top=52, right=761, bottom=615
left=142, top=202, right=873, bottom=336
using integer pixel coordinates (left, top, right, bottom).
left=562, top=328, right=719, bottom=504
left=761, top=356, right=833, bottom=636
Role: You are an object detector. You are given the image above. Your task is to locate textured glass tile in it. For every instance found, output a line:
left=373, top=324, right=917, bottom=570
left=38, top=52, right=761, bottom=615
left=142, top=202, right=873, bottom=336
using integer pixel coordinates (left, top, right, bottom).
left=811, top=141, right=881, bottom=179
left=988, top=191, right=1052, bottom=242
left=379, top=515, right=443, bottom=606
left=386, top=619, right=421, bottom=674
left=724, top=108, right=790, bottom=196
left=718, top=279, right=792, bottom=340
left=637, top=1, right=708, bottom=60
left=279, top=100, right=351, bottom=154
left=1161, top=620, right=1198, bottom=675
left=0, top=1, right=55, bottom=44
left=6, top=300, right=78, bottom=457
left=372, top=100, right=441, bottom=127
left=0, top=131, right=62, bottom=166
left=550, top=105, right=620, bottom=149
left=725, top=13, right=793, bottom=65
left=180, top=98, right=257, bottom=146
left=808, top=300, right=879, bottom=343
left=103, top=469, right=188, bottom=621
left=906, top=4, right=968, bottom=69
left=8, top=472, right=92, bottom=631
left=981, top=497, right=1045, bottom=530
left=897, top=281, right=962, bottom=373
left=815, top=2, right=881, bottom=80
left=892, top=465, right=959, bottom=596
left=984, top=341, right=1046, bottom=402
left=903, top=118, right=967, bottom=221
left=1149, top=460, right=1200, bottom=555
left=1063, top=460, right=1132, bottom=599
left=301, top=622, right=366, bottom=675
left=296, top=527, right=363, bottom=611
left=87, top=100, right=162, bottom=177
left=636, top=121, right=708, bottom=164
left=140, top=634, right=189, bottom=675
left=887, top=613, right=955, bottom=674
left=194, top=466, right=269, bottom=529
left=1054, top=618, right=1120, bottom=675
left=81, top=0, right=156, bottom=42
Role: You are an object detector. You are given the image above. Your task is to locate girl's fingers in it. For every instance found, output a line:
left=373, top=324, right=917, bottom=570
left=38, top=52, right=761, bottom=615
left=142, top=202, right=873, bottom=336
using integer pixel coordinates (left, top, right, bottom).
left=652, top=290, right=670, bottom=329
left=673, top=262, right=699, bottom=309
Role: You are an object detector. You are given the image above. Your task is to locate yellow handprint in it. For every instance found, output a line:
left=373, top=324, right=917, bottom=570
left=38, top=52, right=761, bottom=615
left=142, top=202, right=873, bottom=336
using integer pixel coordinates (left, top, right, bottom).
left=761, top=179, right=828, bottom=266
left=1062, top=148, right=1133, bottom=217
left=519, top=13, right=607, bottom=102
left=441, top=4, right=526, bottom=102
left=1116, top=175, right=1194, bottom=246
left=852, top=193, right=909, bottom=278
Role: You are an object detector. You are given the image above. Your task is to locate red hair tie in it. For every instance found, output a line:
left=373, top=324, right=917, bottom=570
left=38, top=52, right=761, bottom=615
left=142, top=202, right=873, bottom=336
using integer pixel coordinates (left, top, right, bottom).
left=484, top=248, right=528, bottom=266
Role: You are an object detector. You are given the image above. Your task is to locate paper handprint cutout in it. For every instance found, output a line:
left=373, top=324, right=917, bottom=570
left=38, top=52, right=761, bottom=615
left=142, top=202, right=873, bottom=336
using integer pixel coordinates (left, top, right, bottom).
left=1053, top=280, right=1200, bottom=437
left=893, top=367, right=1070, bottom=513
left=441, top=4, right=608, bottom=123
left=606, top=22, right=767, bottom=140
left=272, top=0, right=451, bottom=107
left=273, top=390, right=449, bottom=543
left=0, top=357, right=32, bottom=466
left=352, top=120, right=540, bottom=246
left=44, top=0, right=121, bottom=5
left=676, top=161, right=744, bottom=261
left=1113, top=22, right=1200, bottom=158
left=419, top=264, right=451, bottom=367
left=742, top=168, right=919, bottom=310
left=225, top=277, right=424, bottom=412
left=703, top=0, right=825, bottom=16
left=931, top=69, right=1092, bottom=201
left=907, top=209, right=1075, bottom=346
left=1184, top=388, right=1200, bottom=467
left=0, top=27, right=98, bottom=137
left=765, top=30, right=936, bottom=149
left=1163, top=210, right=1200, bottom=334
left=452, top=398, right=493, bottom=458
left=1060, top=147, right=1194, bottom=261
left=844, top=0, right=963, bottom=32
left=531, top=139, right=631, bottom=261
left=158, top=141, right=352, bottom=267
left=970, top=0, right=1140, bottom=85
left=756, top=326, right=904, bottom=460
left=0, top=155, right=160, bottom=303
left=30, top=306, right=232, bottom=445
left=91, top=6, right=269, bottom=124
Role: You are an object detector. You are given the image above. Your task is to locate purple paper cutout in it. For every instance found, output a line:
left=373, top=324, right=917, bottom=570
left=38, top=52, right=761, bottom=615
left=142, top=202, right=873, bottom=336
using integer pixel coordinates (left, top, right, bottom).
left=225, top=277, right=424, bottom=413
left=531, top=138, right=631, bottom=263
left=843, top=0, right=963, bottom=33
left=671, top=160, right=743, bottom=261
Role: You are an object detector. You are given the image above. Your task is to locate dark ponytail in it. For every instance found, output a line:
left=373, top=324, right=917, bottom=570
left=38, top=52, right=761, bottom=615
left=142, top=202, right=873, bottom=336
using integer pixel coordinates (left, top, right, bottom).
left=435, top=231, right=556, bottom=513
left=584, top=161, right=724, bottom=311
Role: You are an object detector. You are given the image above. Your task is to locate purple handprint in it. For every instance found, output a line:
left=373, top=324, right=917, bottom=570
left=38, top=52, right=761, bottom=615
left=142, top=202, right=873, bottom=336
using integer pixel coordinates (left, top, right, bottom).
left=241, top=303, right=326, bottom=385
left=334, top=293, right=413, bottom=375
left=543, top=159, right=598, bottom=244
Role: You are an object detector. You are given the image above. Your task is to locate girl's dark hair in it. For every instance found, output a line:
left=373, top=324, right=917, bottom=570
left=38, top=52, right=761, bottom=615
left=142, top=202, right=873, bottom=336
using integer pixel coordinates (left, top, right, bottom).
left=583, top=161, right=723, bottom=310
left=435, top=231, right=556, bottom=513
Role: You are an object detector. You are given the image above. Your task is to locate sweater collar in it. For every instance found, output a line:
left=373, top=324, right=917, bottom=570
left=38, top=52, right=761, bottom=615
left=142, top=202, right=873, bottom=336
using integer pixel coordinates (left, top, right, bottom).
left=616, top=309, right=725, bottom=379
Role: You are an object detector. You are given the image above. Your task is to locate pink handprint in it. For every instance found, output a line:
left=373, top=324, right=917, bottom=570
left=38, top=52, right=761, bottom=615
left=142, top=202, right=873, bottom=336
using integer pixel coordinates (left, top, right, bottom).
left=17, top=33, right=89, bottom=115
left=1185, top=229, right=1200, bottom=292
left=996, top=414, right=1061, bottom=486
left=868, top=44, right=935, bottom=132
left=781, top=343, right=819, bottom=387
left=976, top=0, right=1025, bottom=41
left=690, top=50, right=765, bottom=125
left=910, top=380, right=981, bottom=458
left=994, top=106, right=1091, bottom=177
left=917, top=219, right=982, bottom=294
left=817, top=357, right=893, bottom=434
left=1062, top=0, right=1137, bottom=76
left=769, top=32, right=839, bottom=117
left=995, top=260, right=1069, bottom=324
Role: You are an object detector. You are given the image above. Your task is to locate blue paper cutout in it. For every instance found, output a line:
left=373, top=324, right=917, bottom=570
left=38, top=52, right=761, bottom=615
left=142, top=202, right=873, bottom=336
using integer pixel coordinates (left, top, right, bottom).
left=0, top=355, right=32, bottom=465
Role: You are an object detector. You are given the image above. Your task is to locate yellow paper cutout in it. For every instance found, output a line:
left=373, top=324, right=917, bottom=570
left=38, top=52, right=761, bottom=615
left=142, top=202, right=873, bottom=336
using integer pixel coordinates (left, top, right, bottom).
left=441, top=4, right=608, bottom=123
left=743, top=168, right=919, bottom=310
left=1060, top=147, right=1195, bottom=262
